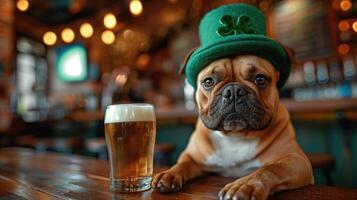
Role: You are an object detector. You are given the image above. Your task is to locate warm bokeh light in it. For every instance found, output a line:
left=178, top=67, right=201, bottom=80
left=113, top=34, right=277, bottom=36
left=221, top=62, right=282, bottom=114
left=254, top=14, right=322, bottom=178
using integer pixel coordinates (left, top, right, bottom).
left=43, top=31, right=57, bottom=46
left=352, top=21, right=357, bottom=32
left=339, top=20, right=350, bottom=31
left=115, top=74, right=128, bottom=86
left=259, top=0, right=269, bottom=12
left=101, top=30, right=115, bottom=45
left=340, top=0, right=352, bottom=11
left=136, top=54, right=150, bottom=69
left=103, top=13, right=117, bottom=29
left=338, top=43, right=350, bottom=54
left=61, top=28, right=75, bottom=43
left=17, top=0, right=29, bottom=12
left=123, top=29, right=135, bottom=41
left=130, top=0, right=143, bottom=16
left=80, top=23, right=94, bottom=38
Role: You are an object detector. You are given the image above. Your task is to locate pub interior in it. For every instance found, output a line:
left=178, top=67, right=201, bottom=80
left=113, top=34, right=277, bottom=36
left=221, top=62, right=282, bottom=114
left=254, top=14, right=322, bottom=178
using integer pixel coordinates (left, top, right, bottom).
left=0, top=0, right=357, bottom=197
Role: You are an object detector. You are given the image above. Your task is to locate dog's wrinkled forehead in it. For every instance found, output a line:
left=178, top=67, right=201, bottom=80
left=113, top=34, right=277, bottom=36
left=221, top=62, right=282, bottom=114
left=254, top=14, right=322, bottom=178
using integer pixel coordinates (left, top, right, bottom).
left=197, top=58, right=230, bottom=81
left=197, top=55, right=278, bottom=83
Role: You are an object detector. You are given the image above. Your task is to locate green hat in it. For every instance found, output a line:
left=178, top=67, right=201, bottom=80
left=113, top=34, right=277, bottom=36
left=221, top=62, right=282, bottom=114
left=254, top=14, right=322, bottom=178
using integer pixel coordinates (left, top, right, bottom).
left=183, top=3, right=292, bottom=89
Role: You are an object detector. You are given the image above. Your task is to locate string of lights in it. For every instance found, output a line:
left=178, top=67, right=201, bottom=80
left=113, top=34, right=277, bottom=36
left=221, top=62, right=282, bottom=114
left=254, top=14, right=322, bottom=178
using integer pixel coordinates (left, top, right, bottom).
left=16, top=0, right=144, bottom=46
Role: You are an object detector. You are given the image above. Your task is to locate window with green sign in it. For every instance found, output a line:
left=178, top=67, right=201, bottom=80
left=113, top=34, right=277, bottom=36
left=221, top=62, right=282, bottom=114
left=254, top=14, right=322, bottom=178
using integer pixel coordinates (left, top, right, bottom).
left=55, top=43, right=87, bottom=82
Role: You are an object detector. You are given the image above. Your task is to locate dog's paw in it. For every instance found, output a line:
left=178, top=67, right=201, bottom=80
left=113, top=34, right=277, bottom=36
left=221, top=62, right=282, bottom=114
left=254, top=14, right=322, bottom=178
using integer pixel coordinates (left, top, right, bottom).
left=151, top=169, right=185, bottom=193
left=218, top=177, right=269, bottom=200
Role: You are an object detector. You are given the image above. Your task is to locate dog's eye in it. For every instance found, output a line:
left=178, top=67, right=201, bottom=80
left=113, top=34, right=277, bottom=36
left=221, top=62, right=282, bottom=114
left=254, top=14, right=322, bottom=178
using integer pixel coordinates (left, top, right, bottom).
left=254, top=74, right=268, bottom=87
left=202, top=77, right=215, bottom=89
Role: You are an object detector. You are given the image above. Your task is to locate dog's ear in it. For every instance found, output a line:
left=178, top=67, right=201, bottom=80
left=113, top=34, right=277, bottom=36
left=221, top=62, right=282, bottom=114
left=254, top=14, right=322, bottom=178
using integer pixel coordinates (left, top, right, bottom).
left=179, top=47, right=198, bottom=75
left=284, top=45, right=296, bottom=64
left=277, top=41, right=296, bottom=64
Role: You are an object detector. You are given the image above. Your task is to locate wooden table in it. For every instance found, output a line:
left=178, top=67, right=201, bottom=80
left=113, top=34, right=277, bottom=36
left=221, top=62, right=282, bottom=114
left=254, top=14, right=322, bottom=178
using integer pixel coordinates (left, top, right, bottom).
left=0, top=148, right=356, bottom=200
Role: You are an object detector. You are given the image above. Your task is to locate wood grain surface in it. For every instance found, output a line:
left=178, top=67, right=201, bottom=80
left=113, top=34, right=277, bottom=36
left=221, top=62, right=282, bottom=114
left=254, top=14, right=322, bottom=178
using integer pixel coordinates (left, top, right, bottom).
left=0, top=147, right=356, bottom=200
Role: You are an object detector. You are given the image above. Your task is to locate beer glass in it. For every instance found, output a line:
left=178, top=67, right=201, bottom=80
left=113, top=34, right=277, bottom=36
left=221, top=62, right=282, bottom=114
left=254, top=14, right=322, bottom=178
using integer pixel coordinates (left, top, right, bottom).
left=104, top=104, right=156, bottom=192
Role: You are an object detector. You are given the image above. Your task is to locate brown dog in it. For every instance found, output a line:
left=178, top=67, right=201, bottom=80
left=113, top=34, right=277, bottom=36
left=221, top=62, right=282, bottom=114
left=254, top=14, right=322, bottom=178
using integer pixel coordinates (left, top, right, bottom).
left=152, top=55, right=314, bottom=200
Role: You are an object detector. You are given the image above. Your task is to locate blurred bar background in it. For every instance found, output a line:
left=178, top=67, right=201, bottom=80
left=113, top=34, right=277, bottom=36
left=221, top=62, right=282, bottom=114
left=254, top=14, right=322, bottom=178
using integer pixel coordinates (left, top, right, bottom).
left=0, top=0, right=357, bottom=187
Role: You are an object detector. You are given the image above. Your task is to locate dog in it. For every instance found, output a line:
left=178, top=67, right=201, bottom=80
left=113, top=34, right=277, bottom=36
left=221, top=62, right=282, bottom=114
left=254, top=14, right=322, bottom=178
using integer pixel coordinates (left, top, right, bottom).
left=152, top=55, right=314, bottom=200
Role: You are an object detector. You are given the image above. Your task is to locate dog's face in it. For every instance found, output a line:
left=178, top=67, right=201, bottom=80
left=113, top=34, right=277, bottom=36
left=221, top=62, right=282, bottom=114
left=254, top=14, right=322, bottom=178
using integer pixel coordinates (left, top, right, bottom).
left=196, top=55, right=280, bottom=134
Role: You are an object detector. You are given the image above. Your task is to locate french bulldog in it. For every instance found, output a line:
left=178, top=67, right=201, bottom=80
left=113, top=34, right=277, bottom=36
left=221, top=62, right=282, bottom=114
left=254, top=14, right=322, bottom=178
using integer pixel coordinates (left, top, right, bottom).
left=152, top=55, right=314, bottom=200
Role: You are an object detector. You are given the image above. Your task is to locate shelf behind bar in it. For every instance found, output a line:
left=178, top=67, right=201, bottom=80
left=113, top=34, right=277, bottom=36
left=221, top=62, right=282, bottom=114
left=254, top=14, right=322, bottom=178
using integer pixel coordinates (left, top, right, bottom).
left=66, top=98, right=357, bottom=123
left=280, top=98, right=357, bottom=113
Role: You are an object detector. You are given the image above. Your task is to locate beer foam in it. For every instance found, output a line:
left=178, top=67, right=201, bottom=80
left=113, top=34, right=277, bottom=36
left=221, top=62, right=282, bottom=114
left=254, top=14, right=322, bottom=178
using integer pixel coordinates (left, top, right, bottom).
left=105, top=104, right=155, bottom=123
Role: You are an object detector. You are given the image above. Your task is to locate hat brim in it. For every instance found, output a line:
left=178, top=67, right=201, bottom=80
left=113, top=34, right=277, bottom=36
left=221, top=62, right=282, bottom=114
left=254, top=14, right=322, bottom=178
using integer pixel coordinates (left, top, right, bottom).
left=184, top=34, right=291, bottom=89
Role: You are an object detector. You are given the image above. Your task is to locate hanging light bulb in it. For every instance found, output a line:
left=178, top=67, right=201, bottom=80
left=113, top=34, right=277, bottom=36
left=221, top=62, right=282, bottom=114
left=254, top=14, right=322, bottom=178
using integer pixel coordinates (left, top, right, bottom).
left=352, top=21, right=357, bottom=32
left=338, top=20, right=350, bottom=32
left=103, top=13, right=117, bottom=29
left=101, top=30, right=115, bottom=45
left=340, top=0, right=352, bottom=11
left=130, top=0, right=143, bottom=16
left=338, top=43, right=350, bottom=54
left=43, top=31, right=57, bottom=46
left=80, top=22, right=94, bottom=38
left=17, top=0, right=29, bottom=12
left=61, top=28, right=75, bottom=43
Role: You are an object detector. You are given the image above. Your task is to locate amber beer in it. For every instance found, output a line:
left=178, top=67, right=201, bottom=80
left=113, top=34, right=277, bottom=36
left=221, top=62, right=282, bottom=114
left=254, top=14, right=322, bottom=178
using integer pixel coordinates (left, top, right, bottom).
left=104, top=104, right=156, bottom=192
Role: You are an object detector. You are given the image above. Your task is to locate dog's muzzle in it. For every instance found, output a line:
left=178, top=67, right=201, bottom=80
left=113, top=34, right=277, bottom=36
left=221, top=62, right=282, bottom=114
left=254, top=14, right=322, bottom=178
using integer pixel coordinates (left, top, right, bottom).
left=200, top=83, right=269, bottom=132
left=221, top=83, right=252, bottom=105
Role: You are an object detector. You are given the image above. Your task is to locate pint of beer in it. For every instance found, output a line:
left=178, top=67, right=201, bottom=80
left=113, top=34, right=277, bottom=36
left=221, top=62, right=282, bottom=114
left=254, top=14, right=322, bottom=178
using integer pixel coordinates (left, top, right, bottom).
left=104, top=104, right=156, bottom=192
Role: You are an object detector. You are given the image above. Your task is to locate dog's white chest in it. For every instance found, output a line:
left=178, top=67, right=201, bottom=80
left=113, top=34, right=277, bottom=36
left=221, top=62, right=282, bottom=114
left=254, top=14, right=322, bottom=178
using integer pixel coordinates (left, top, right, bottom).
left=204, top=131, right=261, bottom=177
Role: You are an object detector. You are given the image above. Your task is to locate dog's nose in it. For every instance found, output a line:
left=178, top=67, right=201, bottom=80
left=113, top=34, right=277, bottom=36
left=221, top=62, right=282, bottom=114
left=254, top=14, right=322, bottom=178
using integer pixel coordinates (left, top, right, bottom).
left=222, top=84, right=248, bottom=101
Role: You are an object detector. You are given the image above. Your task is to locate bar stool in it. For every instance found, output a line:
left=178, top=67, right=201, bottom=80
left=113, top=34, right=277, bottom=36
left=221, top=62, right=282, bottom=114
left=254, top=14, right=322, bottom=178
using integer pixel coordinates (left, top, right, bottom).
left=307, top=153, right=335, bottom=185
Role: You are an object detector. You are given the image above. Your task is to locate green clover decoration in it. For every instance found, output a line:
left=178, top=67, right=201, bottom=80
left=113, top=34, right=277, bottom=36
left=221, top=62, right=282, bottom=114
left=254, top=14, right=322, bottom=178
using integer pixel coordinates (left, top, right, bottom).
left=217, top=15, right=256, bottom=36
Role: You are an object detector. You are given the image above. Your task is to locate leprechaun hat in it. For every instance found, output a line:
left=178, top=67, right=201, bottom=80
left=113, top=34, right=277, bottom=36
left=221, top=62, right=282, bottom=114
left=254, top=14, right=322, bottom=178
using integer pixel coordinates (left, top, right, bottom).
left=183, top=3, right=292, bottom=89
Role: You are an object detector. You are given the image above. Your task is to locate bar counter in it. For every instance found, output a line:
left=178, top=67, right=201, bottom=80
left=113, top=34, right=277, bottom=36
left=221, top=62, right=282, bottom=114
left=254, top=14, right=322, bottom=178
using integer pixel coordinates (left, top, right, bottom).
left=0, top=148, right=356, bottom=200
